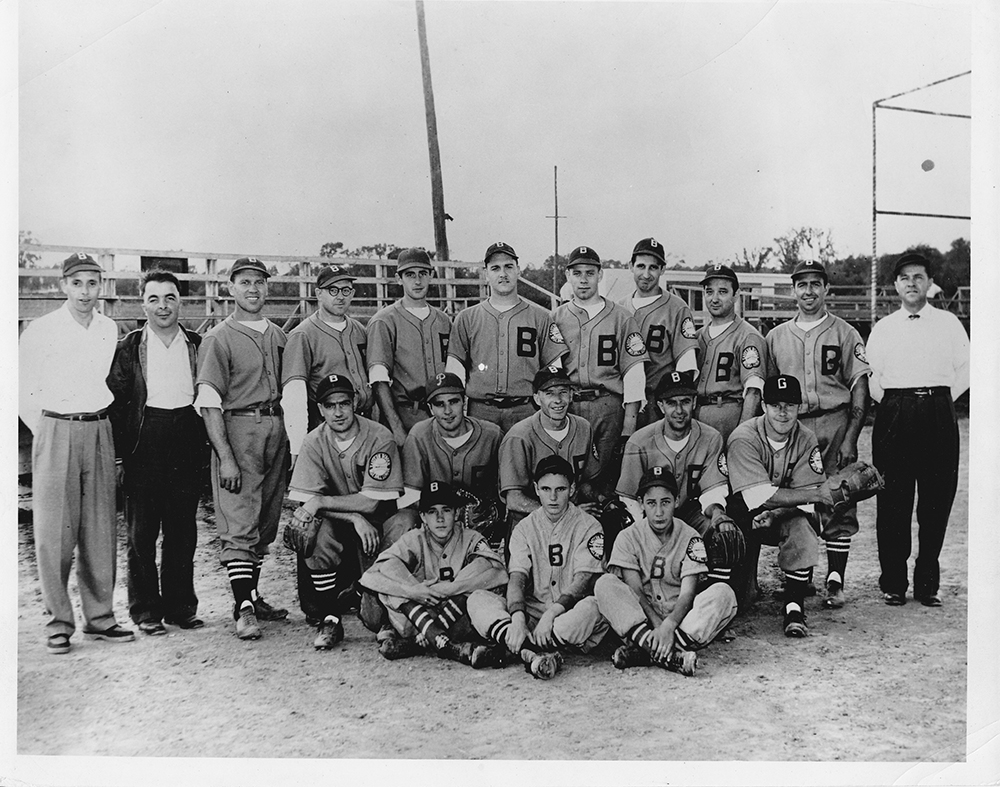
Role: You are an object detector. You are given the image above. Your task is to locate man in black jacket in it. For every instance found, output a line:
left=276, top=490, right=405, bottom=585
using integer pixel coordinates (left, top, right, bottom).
left=107, top=269, right=208, bottom=635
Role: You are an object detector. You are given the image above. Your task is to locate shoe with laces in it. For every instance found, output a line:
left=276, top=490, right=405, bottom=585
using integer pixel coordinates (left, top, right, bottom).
left=314, top=616, right=344, bottom=650
left=235, top=604, right=262, bottom=640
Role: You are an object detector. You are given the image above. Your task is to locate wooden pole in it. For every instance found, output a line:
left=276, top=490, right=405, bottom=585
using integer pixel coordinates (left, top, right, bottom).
left=415, top=1, right=449, bottom=262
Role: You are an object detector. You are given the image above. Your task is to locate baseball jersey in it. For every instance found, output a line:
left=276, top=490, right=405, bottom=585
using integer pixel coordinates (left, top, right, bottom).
left=402, top=416, right=502, bottom=499
left=449, top=298, right=564, bottom=399
left=366, top=301, right=452, bottom=402
left=765, top=314, right=869, bottom=412
left=624, top=291, right=698, bottom=397
left=508, top=504, right=604, bottom=605
left=282, top=313, right=373, bottom=414
left=371, top=525, right=505, bottom=585
left=550, top=300, right=648, bottom=395
left=616, top=420, right=728, bottom=508
left=725, top=416, right=824, bottom=495
left=695, top=317, right=767, bottom=400
left=608, top=519, right=708, bottom=619
left=197, top=316, right=286, bottom=408
left=498, top=412, right=600, bottom=494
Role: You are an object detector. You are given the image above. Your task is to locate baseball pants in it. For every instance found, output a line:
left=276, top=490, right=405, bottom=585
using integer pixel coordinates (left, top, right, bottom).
left=31, top=415, right=119, bottom=637
left=594, top=573, right=737, bottom=649
left=467, top=399, right=536, bottom=436
left=694, top=400, right=743, bottom=444
left=751, top=510, right=820, bottom=572
left=466, top=589, right=608, bottom=652
left=571, top=392, right=625, bottom=496
left=801, top=408, right=859, bottom=540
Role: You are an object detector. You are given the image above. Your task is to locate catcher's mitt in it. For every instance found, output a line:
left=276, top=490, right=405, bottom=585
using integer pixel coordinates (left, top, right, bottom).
left=598, top=496, right=634, bottom=560
left=283, top=507, right=322, bottom=558
left=824, top=461, right=884, bottom=514
left=704, top=515, right=746, bottom=569
left=460, top=491, right=505, bottom=550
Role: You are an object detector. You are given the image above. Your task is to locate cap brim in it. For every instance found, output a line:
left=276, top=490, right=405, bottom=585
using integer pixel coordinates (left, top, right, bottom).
left=425, top=386, right=465, bottom=403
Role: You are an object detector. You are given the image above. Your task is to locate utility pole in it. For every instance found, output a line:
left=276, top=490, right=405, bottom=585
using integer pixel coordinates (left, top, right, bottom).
left=415, top=0, right=449, bottom=261
left=545, top=166, right=566, bottom=299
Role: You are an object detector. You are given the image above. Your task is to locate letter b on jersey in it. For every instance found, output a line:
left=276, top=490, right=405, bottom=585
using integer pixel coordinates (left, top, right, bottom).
left=821, top=346, right=842, bottom=376
left=548, top=544, right=564, bottom=566
left=597, top=336, right=617, bottom=367
left=517, top=327, right=538, bottom=358
left=646, top=325, right=666, bottom=354
left=439, top=567, right=455, bottom=582
left=715, top=352, right=735, bottom=382
left=651, top=556, right=666, bottom=579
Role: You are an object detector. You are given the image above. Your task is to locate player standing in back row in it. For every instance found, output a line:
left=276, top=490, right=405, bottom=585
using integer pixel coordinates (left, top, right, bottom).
left=765, top=259, right=869, bottom=610
left=447, top=241, right=564, bottom=435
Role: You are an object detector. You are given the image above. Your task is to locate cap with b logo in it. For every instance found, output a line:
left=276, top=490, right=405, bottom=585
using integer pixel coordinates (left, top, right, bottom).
left=699, top=263, right=740, bottom=289
left=763, top=374, right=802, bottom=405
left=425, top=372, right=465, bottom=403
left=630, top=237, right=666, bottom=265
left=316, top=373, right=356, bottom=402
left=636, top=465, right=679, bottom=498
left=654, top=370, right=697, bottom=399
left=566, top=245, right=601, bottom=269
left=532, top=455, right=576, bottom=484
left=532, top=365, right=576, bottom=392
left=396, top=247, right=434, bottom=273
left=316, top=264, right=357, bottom=289
left=484, top=241, right=519, bottom=265
left=790, top=259, right=828, bottom=282
left=418, top=480, right=466, bottom=512
left=62, top=252, right=104, bottom=277
left=230, top=257, right=271, bottom=279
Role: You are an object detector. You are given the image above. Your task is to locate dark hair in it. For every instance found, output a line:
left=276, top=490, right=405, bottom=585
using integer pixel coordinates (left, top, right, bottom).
left=140, top=269, right=182, bottom=296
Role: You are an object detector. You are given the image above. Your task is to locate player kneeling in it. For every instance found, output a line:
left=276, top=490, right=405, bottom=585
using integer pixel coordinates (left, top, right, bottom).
left=468, top=456, right=608, bottom=680
left=359, top=481, right=508, bottom=668
left=594, top=466, right=737, bottom=676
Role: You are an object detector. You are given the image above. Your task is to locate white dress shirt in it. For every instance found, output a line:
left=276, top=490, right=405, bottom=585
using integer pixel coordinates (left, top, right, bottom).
left=145, top=325, right=195, bottom=409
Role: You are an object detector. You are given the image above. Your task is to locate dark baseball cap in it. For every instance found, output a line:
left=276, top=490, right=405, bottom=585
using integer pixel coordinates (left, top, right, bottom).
left=699, top=263, right=740, bottom=289
left=484, top=241, right=518, bottom=265
left=62, top=252, right=103, bottom=277
left=893, top=252, right=933, bottom=279
left=790, top=260, right=828, bottom=282
left=396, top=247, right=434, bottom=273
left=230, top=257, right=271, bottom=280
left=425, top=372, right=465, bottom=403
left=636, top=465, right=679, bottom=499
left=532, top=455, right=576, bottom=484
left=532, top=365, right=577, bottom=392
left=762, top=374, right=802, bottom=405
left=316, top=264, right=357, bottom=289
left=654, top=370, right=697, bottom=400
left=566, top=245, right=601, bottom=269
left=316, top=374, right=356, bottom=402
left=630, top=237, right=666, bottom=265
left=418, top=480, right=466, bottom=512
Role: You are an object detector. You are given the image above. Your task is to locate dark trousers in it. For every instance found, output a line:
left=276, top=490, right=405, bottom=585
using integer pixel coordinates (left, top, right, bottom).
left=124, top=407, right=206, bottom=624
left=872, top=390, right=959, bottom=597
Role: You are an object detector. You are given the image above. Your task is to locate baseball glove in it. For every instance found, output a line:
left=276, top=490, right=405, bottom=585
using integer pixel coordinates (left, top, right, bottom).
left=461, top=492, right=505, bottom=549
left=704, top=515, right=746, bottom=569
left=283, top=507, right=322, bottom=558
left=824, top=461, right=885, bottom=514
left=598, top=497, right=634, bottom=560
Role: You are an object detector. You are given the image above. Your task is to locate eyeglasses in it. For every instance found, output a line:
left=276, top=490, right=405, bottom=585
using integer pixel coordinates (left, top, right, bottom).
left=319, top=285, right=355, bottom=297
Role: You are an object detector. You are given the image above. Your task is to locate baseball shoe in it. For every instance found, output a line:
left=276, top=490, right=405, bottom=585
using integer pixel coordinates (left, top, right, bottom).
left=164, top=615, right=205, bottom=630
left=337, top=586, right=362, bottom=615
left=83, top=624, right=135, bottom=643
left=378, top=633, right=422, bottom=661
left=46, top=633, right=71, bottom=655
left=664, top=649, right=698, bottom=677
left=521, top=649, right=562, bottom=680
left=313, top=616, right=345, bottom=650
left=822, top=580, right=846, bottom=609
left=611, top=643, right=652, bottom=670
left=469, top=643, right=506, bottom=669
left=375, top=624, right=396, bottom=644
left=236, top=604, right=262, bottom=640
left=916, top=593, right=942, bottom=607
left=883, top=592, right=907, bottom=606
left=252, top=597, right=288, bottom=621
left=783, top=608, right=808, bottom=638
left=138, top=620, right=167, bottom=636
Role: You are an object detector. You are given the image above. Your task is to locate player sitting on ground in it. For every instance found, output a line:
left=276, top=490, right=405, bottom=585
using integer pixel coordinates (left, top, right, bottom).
left=359, top=481, right=508, bottom=667
left=467, top=456, right=608, bottom=680
left=595, top=466, right=738, bottom=676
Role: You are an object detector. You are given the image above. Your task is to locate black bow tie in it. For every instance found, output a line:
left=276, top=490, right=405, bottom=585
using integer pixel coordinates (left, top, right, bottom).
left=908, top=314, right=920, bottom=320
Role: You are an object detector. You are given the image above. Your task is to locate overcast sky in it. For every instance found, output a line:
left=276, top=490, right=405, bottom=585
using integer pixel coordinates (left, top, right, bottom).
left=17, top=1, right=973, bottom=269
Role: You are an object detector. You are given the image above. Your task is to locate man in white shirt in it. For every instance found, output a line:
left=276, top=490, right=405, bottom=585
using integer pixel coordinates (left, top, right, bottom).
left=108, top=270, right=208, bottom=636
left=19, top=252, right=135, bottom=655
left=866, top=252, right=970, bottom=608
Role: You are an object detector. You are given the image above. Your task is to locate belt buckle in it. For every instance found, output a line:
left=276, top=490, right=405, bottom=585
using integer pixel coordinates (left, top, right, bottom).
left=914, top=388, right=932, bottom=397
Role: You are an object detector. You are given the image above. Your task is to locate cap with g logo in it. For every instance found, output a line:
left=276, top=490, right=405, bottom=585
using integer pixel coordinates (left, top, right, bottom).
left=566, top=245, right=601, bottom=269
left=316, top=373, right=356, bottom=402
left=61, top=252, right=104, bottom=277
left=636, top=465, right=680, bottom=498
left=699, top=263, right=740, bottom=289
left=484, top=241, right=519, bottom=265
left=763, top=374, right=802, bottom=405
left=425, top=372, right=465, bottom=403
left=630, top=237, right=666, bottom=265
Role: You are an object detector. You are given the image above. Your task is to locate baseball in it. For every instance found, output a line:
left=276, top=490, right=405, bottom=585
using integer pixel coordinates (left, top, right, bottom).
left=921, top=159, right=935, bottom=171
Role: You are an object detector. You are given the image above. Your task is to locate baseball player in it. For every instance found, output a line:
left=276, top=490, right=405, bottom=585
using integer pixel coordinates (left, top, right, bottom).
left=616, top=370, right=734, bottom=583
left=595, top=466, right=738, bottom=675
left=725, top=374, right=834, bottom=638
left=367, top=247, right=452, bottom=445
left=195, top=257, right=290, bottom=640
left=447, top=241, right=565, bottom=434
left=286, top=374, right=406, bottom=650
left=551, top=245, right=648, bottom=497
left=399, top=372, right=505, bottom=549
left=622, top=238, right=699, bottom=429
left=694, top=264, right=767, bottom=442
left=467, top=456, right=608, bottom=680
left=359, top=480, right=508, bottom=667
left=765, top=259, right=869, bottom=609
left=282, top=264, right=373, bottom=461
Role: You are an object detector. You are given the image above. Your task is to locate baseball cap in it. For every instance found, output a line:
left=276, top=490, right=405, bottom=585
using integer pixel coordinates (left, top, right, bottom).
left=61, top=252, right=103, bottom=277
left=418, top=480, right=466, bottom=512
left=230, top=257, right=271, bottom=279
left=566, top=245, right=601, bottom=269
left=699, top=263, right=740, bottom=289
left=396, top=247, right=434, bottom=273
left=532, top=455, right=576, bottom=484
left=315, top=374, right=356, bottom=402
left=636, top=465, right=679, bottom=499
left=484, top=241, right=518, bottom=265
left=316, top=264, right=357, bottom=289
left=425, top=372, right=465, bottom=403
left=762, top=374, right=802, bottom=405
left=630, top=238, right=666, bottom=265
left=892, top=252, right=932, bottom=279
left=532, top=365, right=577, bottom=392
left=790, top=260, right=828, bottom=282
left=654, top=370, right=697, bottom=400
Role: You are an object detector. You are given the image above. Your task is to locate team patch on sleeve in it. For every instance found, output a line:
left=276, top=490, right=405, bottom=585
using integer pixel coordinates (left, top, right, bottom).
left=853, top=342, right=868, bottom=363
left=686, top=536, right=708, bottom=564
left=587, top=533, right=605, bottom=561
left=681, top=317, right=697, bottom=339
left=718, top=452, right=729, bottom=477
left=741, top=346, right=761, bottom=369
left=549, top=324, right=566, bottom=344
left=808, top=446, right=824, bottom=475
left=367, top=452, right=392, bottom=481
left=625, top=332, right=647, bottom=357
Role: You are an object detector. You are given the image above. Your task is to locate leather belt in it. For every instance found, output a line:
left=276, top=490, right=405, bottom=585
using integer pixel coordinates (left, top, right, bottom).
left=572, top=389, right=605, bottom=402
left=394, top=399, right=426, bottom=412
left=145, top=405, right=195, bottom=417
left=798, top=403, right=849, bottom=419
left=697, top=394, right=741, bottom=406
left=471, top=396, right=532, bottom=409
left=43, top=409, right=109, bottom=422
left=884, top=387, right=950, bottom=398
left=226, top=403, right=282, bottom=417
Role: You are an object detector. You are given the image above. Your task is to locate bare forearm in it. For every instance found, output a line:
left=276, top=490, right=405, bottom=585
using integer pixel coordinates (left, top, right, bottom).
left=504, top=489, right=540, bottom=515
left=373, top=382, right=404, bottom=433
left=555, top=571, right=598, bottom=609
left=201, top=409, right=236, bottom=463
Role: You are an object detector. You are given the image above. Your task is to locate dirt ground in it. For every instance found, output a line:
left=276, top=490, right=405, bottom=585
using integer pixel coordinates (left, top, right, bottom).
left=15, top=422, right=970, bottom=765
